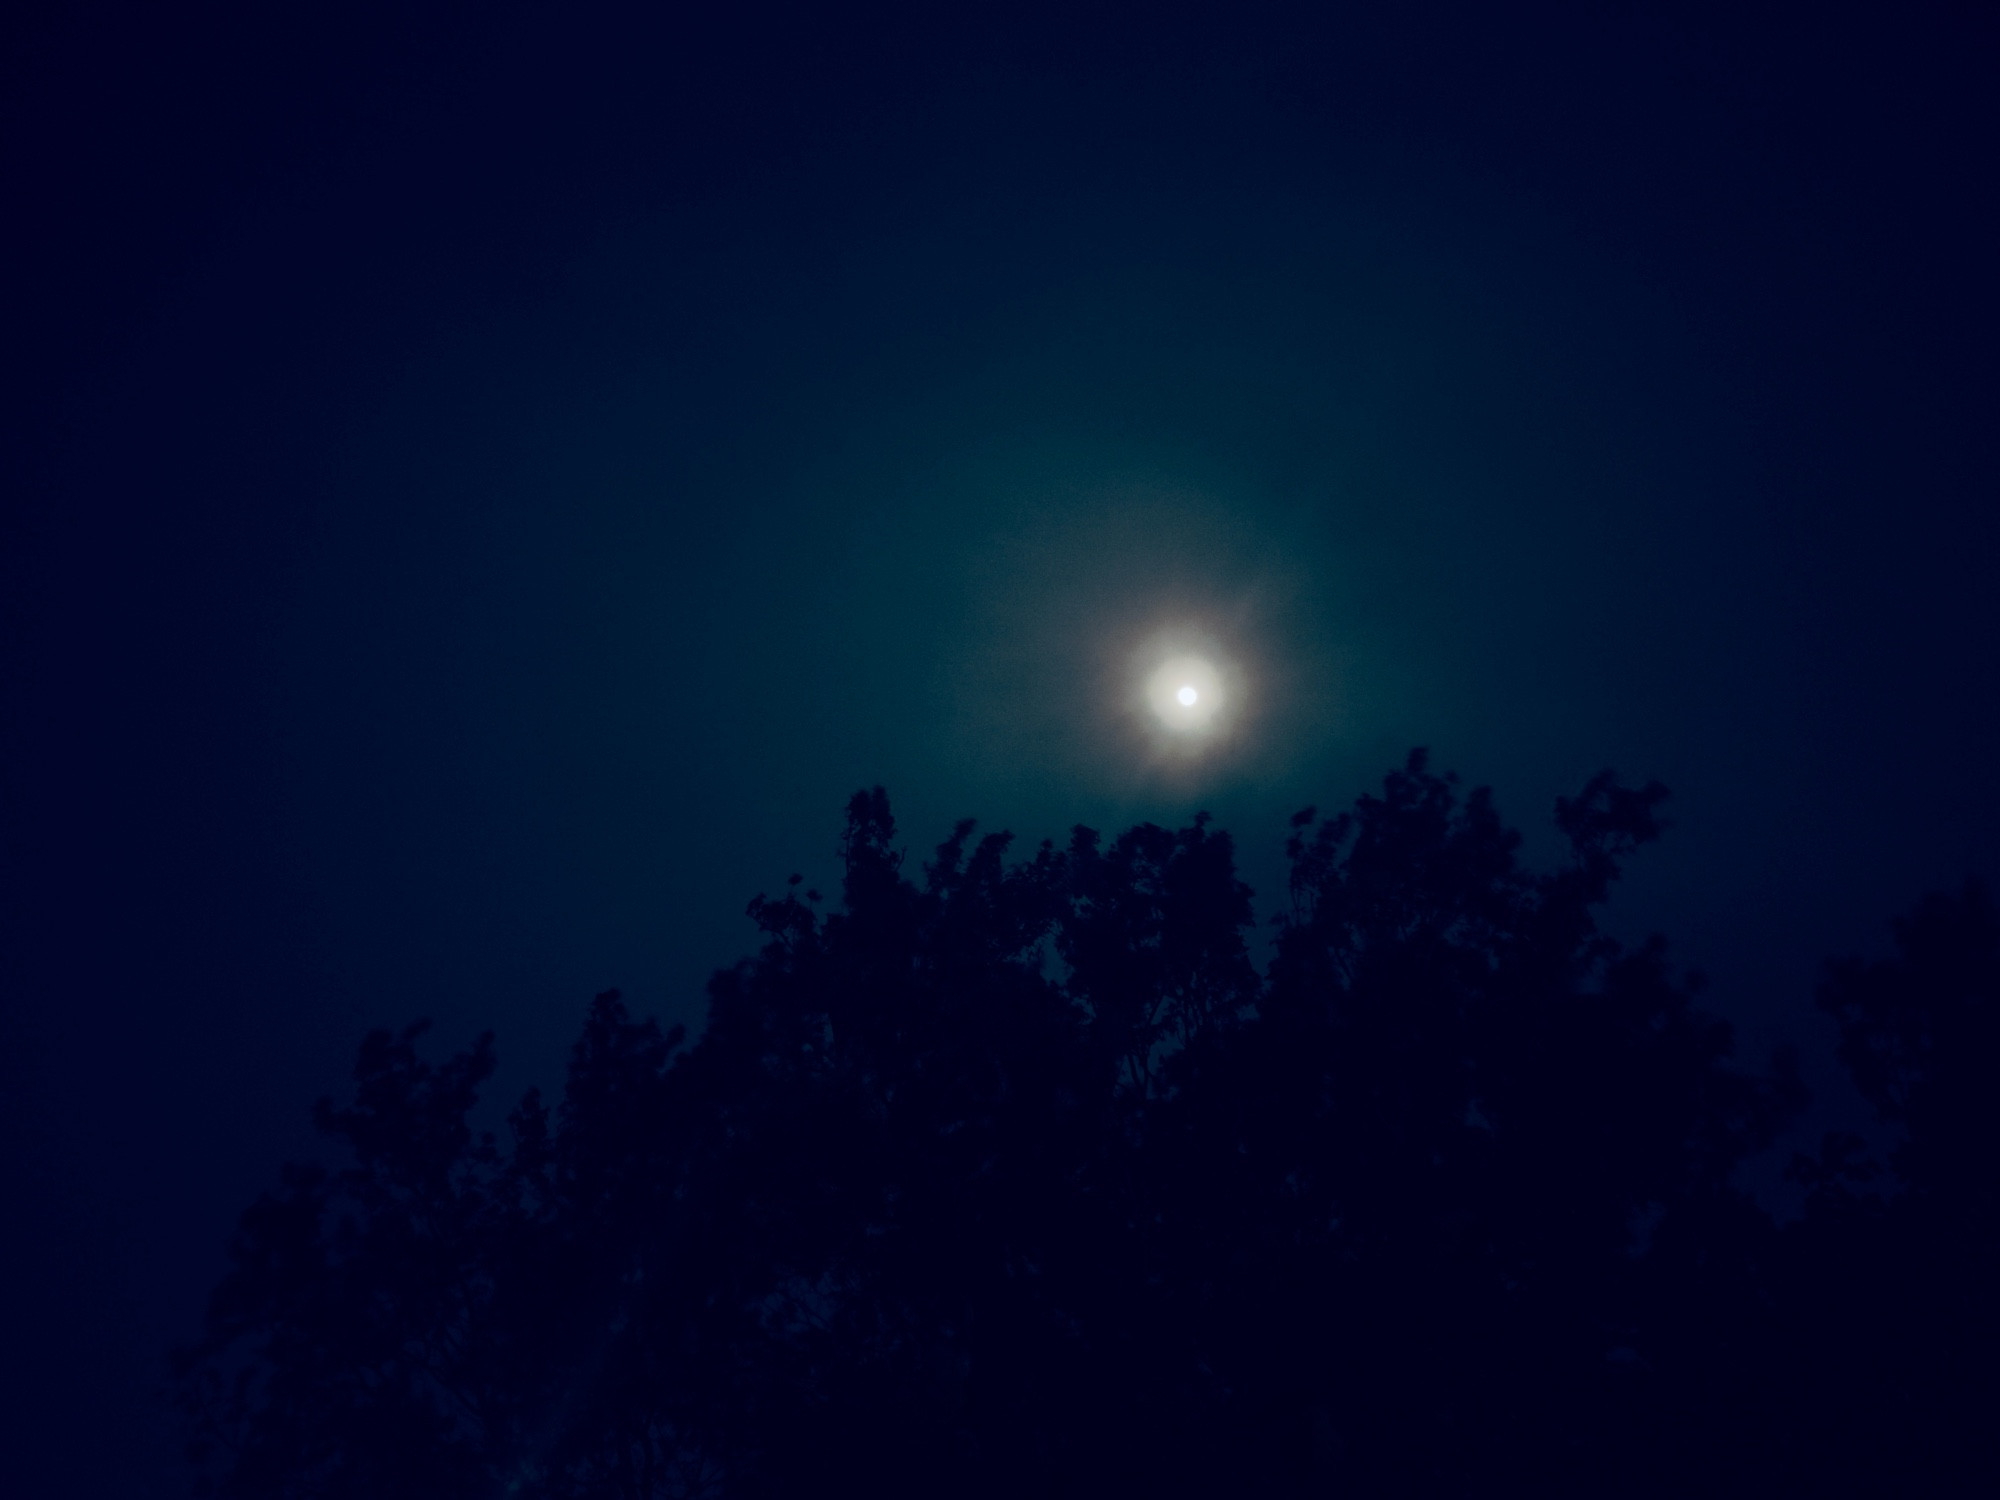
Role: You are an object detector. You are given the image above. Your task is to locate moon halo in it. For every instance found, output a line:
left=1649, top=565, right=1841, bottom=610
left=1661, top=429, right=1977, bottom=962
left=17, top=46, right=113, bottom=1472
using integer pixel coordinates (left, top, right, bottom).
left=1144, top=648, right=1229, bottom=736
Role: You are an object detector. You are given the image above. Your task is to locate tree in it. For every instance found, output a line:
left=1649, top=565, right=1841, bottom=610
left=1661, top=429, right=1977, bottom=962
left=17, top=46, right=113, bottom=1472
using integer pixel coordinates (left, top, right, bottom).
left=1764, top=878, right=2000, bottom=1495
left=179, top=754, right=1814, bottom=1498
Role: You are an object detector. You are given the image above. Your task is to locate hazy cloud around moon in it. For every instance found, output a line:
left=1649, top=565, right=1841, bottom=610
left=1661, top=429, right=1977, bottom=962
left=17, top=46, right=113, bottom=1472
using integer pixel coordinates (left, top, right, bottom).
left=939, top=470, right=1354, bottom=803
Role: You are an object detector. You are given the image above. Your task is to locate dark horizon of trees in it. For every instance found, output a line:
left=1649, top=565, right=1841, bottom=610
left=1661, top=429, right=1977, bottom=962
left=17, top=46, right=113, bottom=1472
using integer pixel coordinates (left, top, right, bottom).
left=175, top=751, right=1998, bottom=1498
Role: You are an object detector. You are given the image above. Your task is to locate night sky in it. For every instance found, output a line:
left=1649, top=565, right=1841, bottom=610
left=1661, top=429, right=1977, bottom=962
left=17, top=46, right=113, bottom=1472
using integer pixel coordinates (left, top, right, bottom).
left=4, top=5, right=1996, bottom=1493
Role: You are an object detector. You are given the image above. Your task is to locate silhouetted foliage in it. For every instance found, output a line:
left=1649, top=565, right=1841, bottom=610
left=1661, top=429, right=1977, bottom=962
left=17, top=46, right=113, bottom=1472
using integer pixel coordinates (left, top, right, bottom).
left=1760, top=878, right=2000, bottom=1495
left=177, top=754, right=1995, bottom=1497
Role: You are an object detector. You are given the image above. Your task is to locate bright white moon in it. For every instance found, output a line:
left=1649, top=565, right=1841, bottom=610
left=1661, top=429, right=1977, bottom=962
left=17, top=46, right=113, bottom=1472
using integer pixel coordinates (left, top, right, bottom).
left=1147, top=654, right=1224, bottom=731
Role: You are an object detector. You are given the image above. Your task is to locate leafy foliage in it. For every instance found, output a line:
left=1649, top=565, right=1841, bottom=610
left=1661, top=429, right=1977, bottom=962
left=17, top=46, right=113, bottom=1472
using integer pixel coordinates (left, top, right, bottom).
left=177, top=754, right=1995, bottom=1497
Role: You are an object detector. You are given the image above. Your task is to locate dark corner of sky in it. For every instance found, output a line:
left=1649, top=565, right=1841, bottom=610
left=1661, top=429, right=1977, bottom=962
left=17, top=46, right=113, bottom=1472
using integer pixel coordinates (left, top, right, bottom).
left=1, top=2, right=1995, bottom=1493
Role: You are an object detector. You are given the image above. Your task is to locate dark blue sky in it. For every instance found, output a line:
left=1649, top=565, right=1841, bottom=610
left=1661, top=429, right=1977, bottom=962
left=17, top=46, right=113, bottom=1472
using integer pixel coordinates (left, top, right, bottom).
left=4, top=4, right=1996, bottom=1493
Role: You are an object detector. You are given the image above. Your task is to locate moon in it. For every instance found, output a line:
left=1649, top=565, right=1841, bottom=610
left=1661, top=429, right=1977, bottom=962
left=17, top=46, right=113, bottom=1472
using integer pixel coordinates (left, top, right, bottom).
left=1147, top=654, right=1224, bottom=731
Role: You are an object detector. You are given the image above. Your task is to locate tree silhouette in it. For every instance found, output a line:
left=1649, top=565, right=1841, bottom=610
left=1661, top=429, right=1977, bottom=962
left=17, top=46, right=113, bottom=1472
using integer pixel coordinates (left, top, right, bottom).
left=178, top=753, right=1990, bottom=1497
left=1763, top=878, right=2000, bottom=1495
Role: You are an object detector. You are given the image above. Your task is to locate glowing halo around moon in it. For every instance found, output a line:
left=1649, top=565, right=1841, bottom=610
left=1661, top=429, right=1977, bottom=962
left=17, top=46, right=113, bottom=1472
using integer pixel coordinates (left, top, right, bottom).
left=1146, top=653, right=1225, bottom=733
